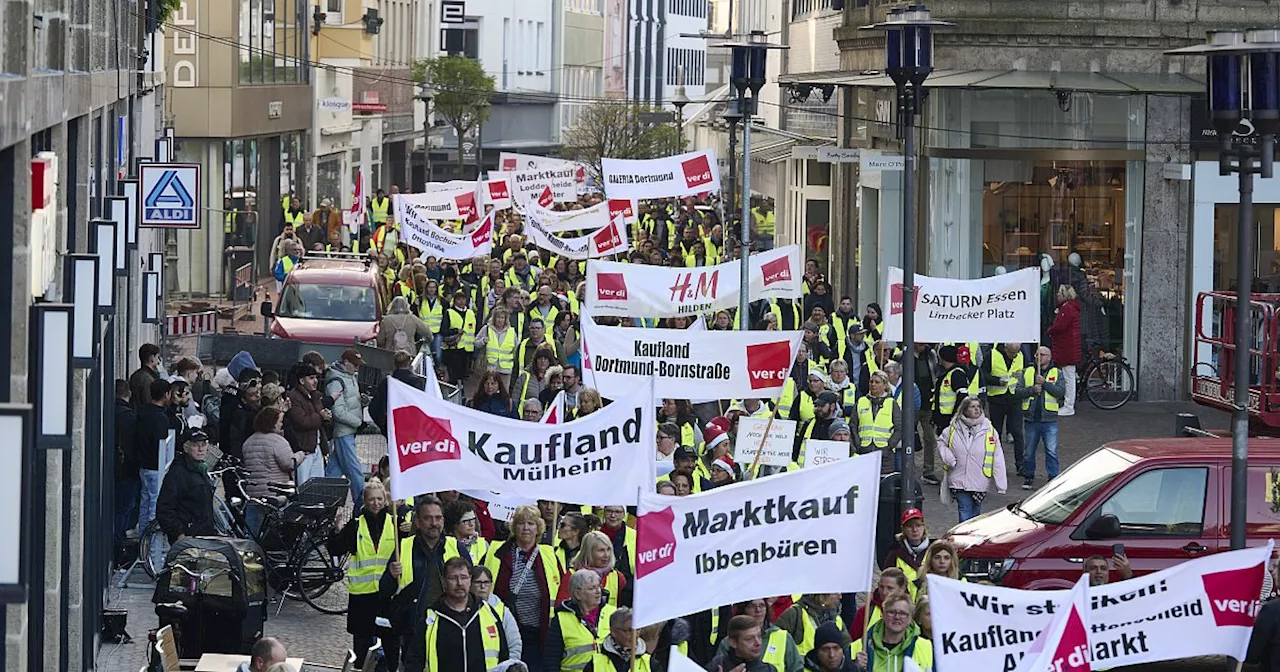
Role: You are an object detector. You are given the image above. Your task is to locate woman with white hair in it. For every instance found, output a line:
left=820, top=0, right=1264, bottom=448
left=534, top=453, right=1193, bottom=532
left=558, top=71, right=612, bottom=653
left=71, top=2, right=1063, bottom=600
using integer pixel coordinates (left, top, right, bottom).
left=376, top=295, right=432, bottom=351
left=543, top=569, right=617, bottom=672
left=938, top=395, right=1008, bottom=522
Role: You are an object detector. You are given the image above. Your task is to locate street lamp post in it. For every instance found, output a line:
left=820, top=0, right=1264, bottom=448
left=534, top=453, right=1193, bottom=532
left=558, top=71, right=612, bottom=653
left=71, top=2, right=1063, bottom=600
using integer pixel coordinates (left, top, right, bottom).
left=673, top=65, right=691, bottom=156
left=861, top=5, right=953, bottom=514
left=417, top=83, right=435, bottom=189
left=724, top=103, right=742, bottom=240
left=1168, top=30, right=1280, bottom=550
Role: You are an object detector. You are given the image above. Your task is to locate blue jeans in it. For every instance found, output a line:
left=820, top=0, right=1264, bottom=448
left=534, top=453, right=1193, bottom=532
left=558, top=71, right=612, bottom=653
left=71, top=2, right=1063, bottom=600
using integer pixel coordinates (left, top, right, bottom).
left=114, top=479, right=140, bottom=544
left=244, top=503, right=265, bottom=539
left=1023, top=420, right=1060, bottom=481
left=137, top=468, right=162, bottom=533
left=955, top=491, right=982, bottom=522
left=326, top=433, right=365, bottom=515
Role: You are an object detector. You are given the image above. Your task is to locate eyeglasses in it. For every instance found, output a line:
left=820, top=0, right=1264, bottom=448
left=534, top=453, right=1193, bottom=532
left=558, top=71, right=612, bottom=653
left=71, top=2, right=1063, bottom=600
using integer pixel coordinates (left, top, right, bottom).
left=473, top=579, right=492, bottom=587
left=885, top=610, right=912, bottom=619
left=460, top=515, right=477, bottom=524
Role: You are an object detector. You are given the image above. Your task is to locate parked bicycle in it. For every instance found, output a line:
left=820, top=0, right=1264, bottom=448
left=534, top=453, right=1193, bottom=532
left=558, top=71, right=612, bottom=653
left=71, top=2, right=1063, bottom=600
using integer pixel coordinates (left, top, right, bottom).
left=1077, top=345, right=1136, bottom=410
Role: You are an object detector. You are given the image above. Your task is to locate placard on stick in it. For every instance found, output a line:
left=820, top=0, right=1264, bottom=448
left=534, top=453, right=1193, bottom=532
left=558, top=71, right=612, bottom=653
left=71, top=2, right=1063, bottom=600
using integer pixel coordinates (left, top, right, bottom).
left=735, top=417, right=796, bottom=468
left=804, top=439, right=851, bottom=468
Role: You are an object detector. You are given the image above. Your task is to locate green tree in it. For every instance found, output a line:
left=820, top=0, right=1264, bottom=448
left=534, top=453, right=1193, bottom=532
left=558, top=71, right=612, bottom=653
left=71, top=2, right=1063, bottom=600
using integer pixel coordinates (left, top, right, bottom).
left=413, top=56, right=496, bottom=178
left=562, top=102, right=682, bottom=182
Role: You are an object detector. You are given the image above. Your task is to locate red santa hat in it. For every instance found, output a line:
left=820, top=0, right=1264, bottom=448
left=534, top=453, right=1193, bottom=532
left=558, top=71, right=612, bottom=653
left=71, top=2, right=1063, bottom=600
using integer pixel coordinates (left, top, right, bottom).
left=712, top=455, right=736, bottom=475
left=703, top=421, right=730, bottom=453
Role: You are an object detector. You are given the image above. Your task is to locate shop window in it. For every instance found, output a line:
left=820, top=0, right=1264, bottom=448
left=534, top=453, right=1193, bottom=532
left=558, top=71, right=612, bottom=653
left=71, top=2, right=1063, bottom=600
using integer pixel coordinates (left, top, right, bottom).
left=805, top=199, right=830, bottom=275
left=1213, top=203, right=1280, bottom=293
left=806, top=160, right=831, bottom=187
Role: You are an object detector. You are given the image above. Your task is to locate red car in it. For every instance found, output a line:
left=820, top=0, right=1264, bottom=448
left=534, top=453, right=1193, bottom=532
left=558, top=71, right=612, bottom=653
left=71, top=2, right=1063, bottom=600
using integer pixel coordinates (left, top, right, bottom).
left=945, top=437, right=1280, bottom=589
left=270, top=256, right=387, bottom=345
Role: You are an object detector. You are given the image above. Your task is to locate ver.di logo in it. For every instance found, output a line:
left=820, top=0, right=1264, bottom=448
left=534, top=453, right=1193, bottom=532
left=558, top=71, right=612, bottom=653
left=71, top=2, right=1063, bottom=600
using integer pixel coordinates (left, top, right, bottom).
left=1201, top=562, right=1266, bottom=627
left=681, top=154, right=714, bottom=190
left=746, top=341, right=791, bottom=390
left=596, top=273, right=628, bottom=301
left=636, top=506, right=677, bottom=579
left=392, top=406, right=461, bottom=469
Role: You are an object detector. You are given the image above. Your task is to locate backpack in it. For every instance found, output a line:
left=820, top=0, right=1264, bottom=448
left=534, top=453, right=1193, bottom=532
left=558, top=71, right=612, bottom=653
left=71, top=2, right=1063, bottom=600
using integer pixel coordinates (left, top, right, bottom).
left=391, top=315, right=412, bottom=351
left=201, top=393, right=223, bottom=444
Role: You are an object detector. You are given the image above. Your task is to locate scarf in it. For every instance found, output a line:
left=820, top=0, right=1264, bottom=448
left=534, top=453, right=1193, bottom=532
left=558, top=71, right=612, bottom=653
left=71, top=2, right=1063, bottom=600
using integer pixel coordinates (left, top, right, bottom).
left=905, top=536, right=930, bottom=558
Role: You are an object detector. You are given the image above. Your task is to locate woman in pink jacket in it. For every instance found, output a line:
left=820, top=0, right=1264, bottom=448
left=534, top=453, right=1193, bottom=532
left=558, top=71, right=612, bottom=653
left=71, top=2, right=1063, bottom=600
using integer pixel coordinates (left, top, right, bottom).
left=938, top=396, right=1007, bottom=522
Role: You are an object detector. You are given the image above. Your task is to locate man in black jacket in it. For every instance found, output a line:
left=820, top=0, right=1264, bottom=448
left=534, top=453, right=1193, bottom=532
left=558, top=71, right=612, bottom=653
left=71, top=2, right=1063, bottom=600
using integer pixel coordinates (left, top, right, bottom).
left=155, top=428, right=218, bottom=544
left=136, top=379, right=173, bottom=539
left=414, top=557, right=513, bottom=672
left=707, top=615, right=777, bottom=672
left=129, top=343, right=162, bottom=410
left=382, top=496, right=448, bottom=669
left=113, top=379, right=140, bottom=546
left=1248, top=595, right=1280, bottom=672
left=370, top=350, right=428, bottom=432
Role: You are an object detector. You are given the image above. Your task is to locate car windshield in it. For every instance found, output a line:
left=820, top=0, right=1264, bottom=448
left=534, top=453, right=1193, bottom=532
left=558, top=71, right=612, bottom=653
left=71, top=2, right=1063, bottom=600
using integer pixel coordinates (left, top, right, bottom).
left=277, top=283, right=378, bottom=322
left=1016, top=448, right=1135, bottom=525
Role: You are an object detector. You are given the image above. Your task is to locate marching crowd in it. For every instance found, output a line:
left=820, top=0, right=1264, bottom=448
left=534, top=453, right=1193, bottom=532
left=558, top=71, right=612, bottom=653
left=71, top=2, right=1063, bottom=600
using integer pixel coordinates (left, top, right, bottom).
left=117, top=187, right=1107, bottom=672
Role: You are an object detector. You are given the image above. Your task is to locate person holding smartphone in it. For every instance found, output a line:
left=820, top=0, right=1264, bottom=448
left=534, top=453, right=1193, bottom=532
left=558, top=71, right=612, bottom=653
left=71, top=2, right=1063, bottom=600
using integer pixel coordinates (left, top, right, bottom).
left=1084, top=547, right=1133, bottom=586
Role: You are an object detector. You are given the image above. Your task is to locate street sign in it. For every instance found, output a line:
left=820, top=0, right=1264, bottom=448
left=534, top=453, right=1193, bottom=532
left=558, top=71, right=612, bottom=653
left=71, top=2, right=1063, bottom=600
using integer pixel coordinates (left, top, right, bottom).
left=817, top=147, right=860, bottom=163
left=319, top=97, right=351, bottom=112
left=139, top=163, right=201, bottom=229
left=352, top=102, right=388, bottom=114
left=441, top=0, right=465, bottom=23
left=860, top=153, right=904, bottom=172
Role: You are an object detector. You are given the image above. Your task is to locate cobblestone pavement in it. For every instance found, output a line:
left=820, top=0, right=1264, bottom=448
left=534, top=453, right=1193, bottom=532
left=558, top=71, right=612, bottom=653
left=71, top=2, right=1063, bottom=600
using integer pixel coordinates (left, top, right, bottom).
left=100, top=403, right=1245, bottom=671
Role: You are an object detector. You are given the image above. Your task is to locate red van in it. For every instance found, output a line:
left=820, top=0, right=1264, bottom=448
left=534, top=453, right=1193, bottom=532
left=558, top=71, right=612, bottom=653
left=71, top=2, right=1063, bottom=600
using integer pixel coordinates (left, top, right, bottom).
left=944, top=437, right=1280, bottom=590
left=270, top=255, right=387, bottom=345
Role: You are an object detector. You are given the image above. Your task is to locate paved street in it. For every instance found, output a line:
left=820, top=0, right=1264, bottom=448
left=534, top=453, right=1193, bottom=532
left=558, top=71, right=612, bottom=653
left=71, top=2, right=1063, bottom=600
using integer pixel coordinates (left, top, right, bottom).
left=100, top=402, right=1243, bottom=672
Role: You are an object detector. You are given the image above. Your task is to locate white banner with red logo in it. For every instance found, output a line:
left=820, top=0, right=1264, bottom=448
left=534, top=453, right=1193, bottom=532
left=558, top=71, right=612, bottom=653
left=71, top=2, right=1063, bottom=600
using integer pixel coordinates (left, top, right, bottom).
left=397, top=207, right=494, bottom=260
left=1012, top=575, right=1091, bottom=672
left=632, top=455, right=881, bottom=627
left=394, top=188, right=479, bottom=223
left=385, top=376, right=657, bottom=505
left=584, top=245, right=803, bottom=318
left=482, top=177, right=512, bottom=211
left=608, top=199, right=638, bottom=226
left=881, top=266, right=1041, bottom=344
left=491, top=165, right=579, bottom=205
left=601, top=149, right=721, bottom=200
left=498, top=152, right=582, bottom=178
left=524, top=201, right=612, bottom=233
left=525, top=210, right=631, bottom=260
left=928, top=541, right=1274, bottom=672
left=579, top=311, right=804, bottom=399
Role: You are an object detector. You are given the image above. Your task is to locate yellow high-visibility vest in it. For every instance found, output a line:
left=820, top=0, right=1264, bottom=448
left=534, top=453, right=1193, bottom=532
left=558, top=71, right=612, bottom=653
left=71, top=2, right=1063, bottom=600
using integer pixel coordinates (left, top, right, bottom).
left=280, top=256, right=296, bottom=275
left=935, top=368, right=962, bottom=415
left=557, top=602, right=616, bottom=670
left=1022, top=365, right=1061, bottom=412
left=795, top=609, right=846, bottom=656
left=424, top=604, right=502, bottom=672
left=370, top=197, right=390, bottom=224
left=761, top=628, right=789, bottom=672
left=347, top=516, right=397, bottom=595
left=988, top=349, right=1024, bottom=396
left=482, top=542, right=561, bottom=619
left=943, top=425, right=999, bottom=477
left=224, top=208, right=238, bottom=233
left=849, top=632, right=933, bottom=672
left=394, top=536, right=464, bottom=594
left=284, top=210, right=304, bottom=227
left=517, top=338, right=558, bottom=372
left=485, top=326, right=517, bottom=372
left=443, top=535, right=489, bottom=565
left=856, top=396, right=893, bottom=449
left=418, top=298, right=443, bottom=334
left=446, top=308, right=476, bottom=352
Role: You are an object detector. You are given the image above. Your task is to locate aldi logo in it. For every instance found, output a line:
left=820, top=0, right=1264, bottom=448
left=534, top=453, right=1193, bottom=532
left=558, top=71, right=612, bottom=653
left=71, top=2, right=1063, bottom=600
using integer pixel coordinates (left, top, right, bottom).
left=140, top=163, right=201, bottom=229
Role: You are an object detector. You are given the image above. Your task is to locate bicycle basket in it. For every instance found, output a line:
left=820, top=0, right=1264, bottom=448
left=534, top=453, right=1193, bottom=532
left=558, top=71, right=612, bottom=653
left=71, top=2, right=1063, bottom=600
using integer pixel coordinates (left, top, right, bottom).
left=294, top=477, right=351, bottom=511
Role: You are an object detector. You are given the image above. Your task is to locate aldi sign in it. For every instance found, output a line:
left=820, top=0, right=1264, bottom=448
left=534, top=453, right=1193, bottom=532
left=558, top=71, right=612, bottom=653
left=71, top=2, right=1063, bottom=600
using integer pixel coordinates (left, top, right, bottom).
left=140, top=163, right=201, bottom=229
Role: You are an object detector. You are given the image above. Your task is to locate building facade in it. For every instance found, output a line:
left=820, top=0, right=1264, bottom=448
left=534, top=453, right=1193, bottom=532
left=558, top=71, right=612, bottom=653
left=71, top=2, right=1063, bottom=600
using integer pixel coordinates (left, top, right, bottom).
left=783, top=0, right=1258, bottom=401
left=168, top=0, right=312, bottom=295
left=0, top=0, right=166, bottom=669
left=626, top=0, right=709, bottom=108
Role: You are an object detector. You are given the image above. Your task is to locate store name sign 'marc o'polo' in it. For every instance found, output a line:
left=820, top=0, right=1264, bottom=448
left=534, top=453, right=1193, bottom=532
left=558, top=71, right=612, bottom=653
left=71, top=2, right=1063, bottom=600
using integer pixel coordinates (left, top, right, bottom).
left=139, top=163, right=201, bottom=229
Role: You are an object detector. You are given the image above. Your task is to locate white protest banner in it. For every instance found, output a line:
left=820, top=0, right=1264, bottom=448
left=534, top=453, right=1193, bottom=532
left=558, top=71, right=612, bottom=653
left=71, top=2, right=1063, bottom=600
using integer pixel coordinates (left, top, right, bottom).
left=580, top=311, right=804, bottom=400
left=585, top=245, right=803, bottom=318
left=525, top=200, right=612, bottom=233
left=609, top=199, right=638, bottom=226
left=602, top=149, right=721, bottom=200
left=483, top=177, right=511, bottom=211
left=802, top=439, right=850, bottom=468
left=493, top=165, right=578, bottom=204
left=540, top=391, right=565, bottom=424
left=386, top=376, right=656, bottom=504
left=397, top=208, right=494, bottom=261
left=668, top=647, right=706, bottom=672
left=459, top=490, right=537, bottom=525
left=632, top=455, right=881, bottom=627
left=421, top=179, right=478, bottom=193
left=882, top=266, right=1041, bottom=343
left=526, top=210, right=631, bottom=260
left=928, top=541, right=1273, bottom=672
left=1012, top=575, right=1091, bottom=672
left=734, top=417, right=795, bottom=468
left=499, top=152, right=584, bottom=183
left=395, top=188, right=478, bottom=222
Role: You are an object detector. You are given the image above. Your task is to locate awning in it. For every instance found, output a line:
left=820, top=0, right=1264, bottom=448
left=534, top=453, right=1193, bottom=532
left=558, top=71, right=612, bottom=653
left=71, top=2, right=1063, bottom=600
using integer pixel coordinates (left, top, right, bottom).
left=779, top=69, right=1205, bottom=95
left=747, top=125, right=835, bottom=165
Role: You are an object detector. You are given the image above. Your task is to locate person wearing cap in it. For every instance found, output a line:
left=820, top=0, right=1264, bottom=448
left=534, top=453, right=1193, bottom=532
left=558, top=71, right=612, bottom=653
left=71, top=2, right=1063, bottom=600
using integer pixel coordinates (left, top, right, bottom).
left=155, top=427, right=217, bottom=544
left=505, top=252, right=537, bottom=293
left=697, top=420, right=731, bottom=489
left=800, top=322, right=833, bottom=371
left=286, top=364, right=330, bottom=483
left=825, top=360, right=857, bottom=418
left=709, top=456, right=736, bottom=488
left=932, top=346, right=970, bottom=439
left=805, top=621, right=856, bottom=672
left=442, top=289, right=478, bottom=386
left=830, top=297, right=860, bottom=362
left=780, top=365, right=822, bottom=425
left=776, top=593, right=843, bottom=658
left=326, top=348, right=368, bottom=515
left=313, top=198, right=344, bottom=247
left=793, top=391, right=840, bottom=469
left=883, top=508, right=931, bottom=602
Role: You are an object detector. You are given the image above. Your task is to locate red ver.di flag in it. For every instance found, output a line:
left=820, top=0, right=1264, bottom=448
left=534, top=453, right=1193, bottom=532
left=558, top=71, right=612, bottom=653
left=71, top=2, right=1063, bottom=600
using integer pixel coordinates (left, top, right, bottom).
left=601, top=149, right=721, bottom=200
left=1012, top=575, right=1091, bottom=672
left=385, top=376, right=656, bottom=504
left=632, top=455, right=881, bottom=627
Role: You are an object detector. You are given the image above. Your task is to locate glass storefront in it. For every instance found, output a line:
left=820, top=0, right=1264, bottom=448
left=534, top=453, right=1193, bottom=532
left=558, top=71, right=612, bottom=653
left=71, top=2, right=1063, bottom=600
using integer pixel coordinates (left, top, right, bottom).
left=1213, top=203, right=1280, bottom=292
left=925, top=89, right=1146, bottom=360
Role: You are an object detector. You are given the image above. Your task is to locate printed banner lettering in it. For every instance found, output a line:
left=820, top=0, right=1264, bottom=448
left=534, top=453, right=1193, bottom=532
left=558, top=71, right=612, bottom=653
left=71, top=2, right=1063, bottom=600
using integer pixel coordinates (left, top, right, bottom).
left=586, top=246, right=803, bottom=318
left=395, top=205, right=494, bottom=261
left=580, top=311, right=804, bottom=399
left=928, top=542, right=1273, bottom=672
left=387, top=376, right=657, bottom=504
left=498, top=152, right=584, bottom=183
left=602, top=149, right=722, bottom=200
left=491, top=166, right=578, bottom=204
left=525, top=200, right=612, bottom=233
left=525, top=210, right=631, bottom=260
left=733, top=417, right=795, bottom=468
left=394, top=187, right=477, bottom=222
left=633, top=455, right=880, bottom=627
left=483, top=177, right=511, bottom=211
left=802, top=439, right=850, bottom=468
left=882, top=266, right=1041, bottom=343
left=1013, top=575, right=1092, bottom=672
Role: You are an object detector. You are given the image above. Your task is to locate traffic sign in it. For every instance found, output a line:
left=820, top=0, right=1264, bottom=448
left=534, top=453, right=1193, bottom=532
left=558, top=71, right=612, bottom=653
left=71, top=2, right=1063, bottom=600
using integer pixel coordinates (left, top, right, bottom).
left=139, top=163, right=201, bottom=229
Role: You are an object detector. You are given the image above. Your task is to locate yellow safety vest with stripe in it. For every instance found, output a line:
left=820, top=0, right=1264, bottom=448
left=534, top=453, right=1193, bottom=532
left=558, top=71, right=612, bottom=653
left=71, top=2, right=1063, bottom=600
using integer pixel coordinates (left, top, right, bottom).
left=424, top=603, right=503, bottom=672
left=394, top=536, right=464, bottom=593
left=591, top=651, right=651, bottom=672
left=864, top=349, right=882, bottom=378
left=935, top=368, right=964, bottom=415
left=279, top=256, right=296, bottom=276
left=446, top=308, right=477, bottom=352
left=897, top=557, right=922, bottom=600
left=838, top=386, right=858, bottom=413
left=556, top=603, right=617, bottom=672
left=856, top=396, right=893, bottom=449
left=283, top=210, right=304, bottom=227
left=370, top=197, right=390, bottom=224
left=988, top=350, right=1024, bottom=396
left=944, top=425, right=999, bottom=478
left=517, top=338, right=558, bottom=372
left=224, top=208, right=238, bottom=233
left=751, top=207, right=775, bottom=237
left=849, top=632, right=933, bottom=672
left=776, top=379, right=815, bottom=422
left=529, top=305, right=560, bottom=331
left=831, top=314, right=857, bottom=359
left=347, top=516, right=398, bottom=595
left=443, top=535, right=490, bottom=566
left=796, top=609, right=846, bottom=656
left=1022, top=365, right=1061, bottom=412
left=485, top=326, right=518, bottom=371
left=482, top=542, right=562, bottom=619
left=759, top=628, right=789, bottom=672
left=418, top=298, right=444, bottom=334
left=505, top=267, right=536, bottom=292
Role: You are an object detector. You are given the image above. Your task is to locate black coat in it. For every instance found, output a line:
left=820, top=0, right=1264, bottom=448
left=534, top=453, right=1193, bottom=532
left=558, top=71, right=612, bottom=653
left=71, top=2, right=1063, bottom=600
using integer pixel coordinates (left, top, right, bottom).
left=115, top=398, right=140, bottom=481
left=155, top=453, right=217, bottom=543
left=136, top=403, right=174, bottom=471
left=219, top=395, right=255, bottom=459
left=707, top=650, right=777, bottom=672
left=370, top=368, right=428, bottom=432
left=1248, top=598, right=1280, bottom=672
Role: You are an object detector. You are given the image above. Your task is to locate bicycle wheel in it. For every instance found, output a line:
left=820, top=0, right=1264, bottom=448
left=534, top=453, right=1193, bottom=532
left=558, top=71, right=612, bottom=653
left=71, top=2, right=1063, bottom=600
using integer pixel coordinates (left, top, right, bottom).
left=293, top=534, right=350, bottom=615
left=1085, top=359, right=1136, bottom=410
left=138, top=520, right=170, bottom=579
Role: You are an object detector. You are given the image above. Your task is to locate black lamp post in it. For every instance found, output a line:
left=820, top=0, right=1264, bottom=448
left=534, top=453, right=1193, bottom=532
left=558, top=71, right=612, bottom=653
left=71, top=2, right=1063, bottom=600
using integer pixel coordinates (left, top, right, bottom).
left=724, top=101, right=742, bottom=238
left=1168, top=30, right=1280, bottom=550
left=672, top=65, right=691, bottom=155
left=861, top=5, right=952, bottom=514
left=417, top=83, right=435, bottom=189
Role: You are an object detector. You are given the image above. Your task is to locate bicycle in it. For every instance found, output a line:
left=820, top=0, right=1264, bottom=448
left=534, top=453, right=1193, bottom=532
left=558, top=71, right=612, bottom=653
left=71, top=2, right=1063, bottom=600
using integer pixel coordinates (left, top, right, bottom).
left=1077, top=346, right=1136, bottom=410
